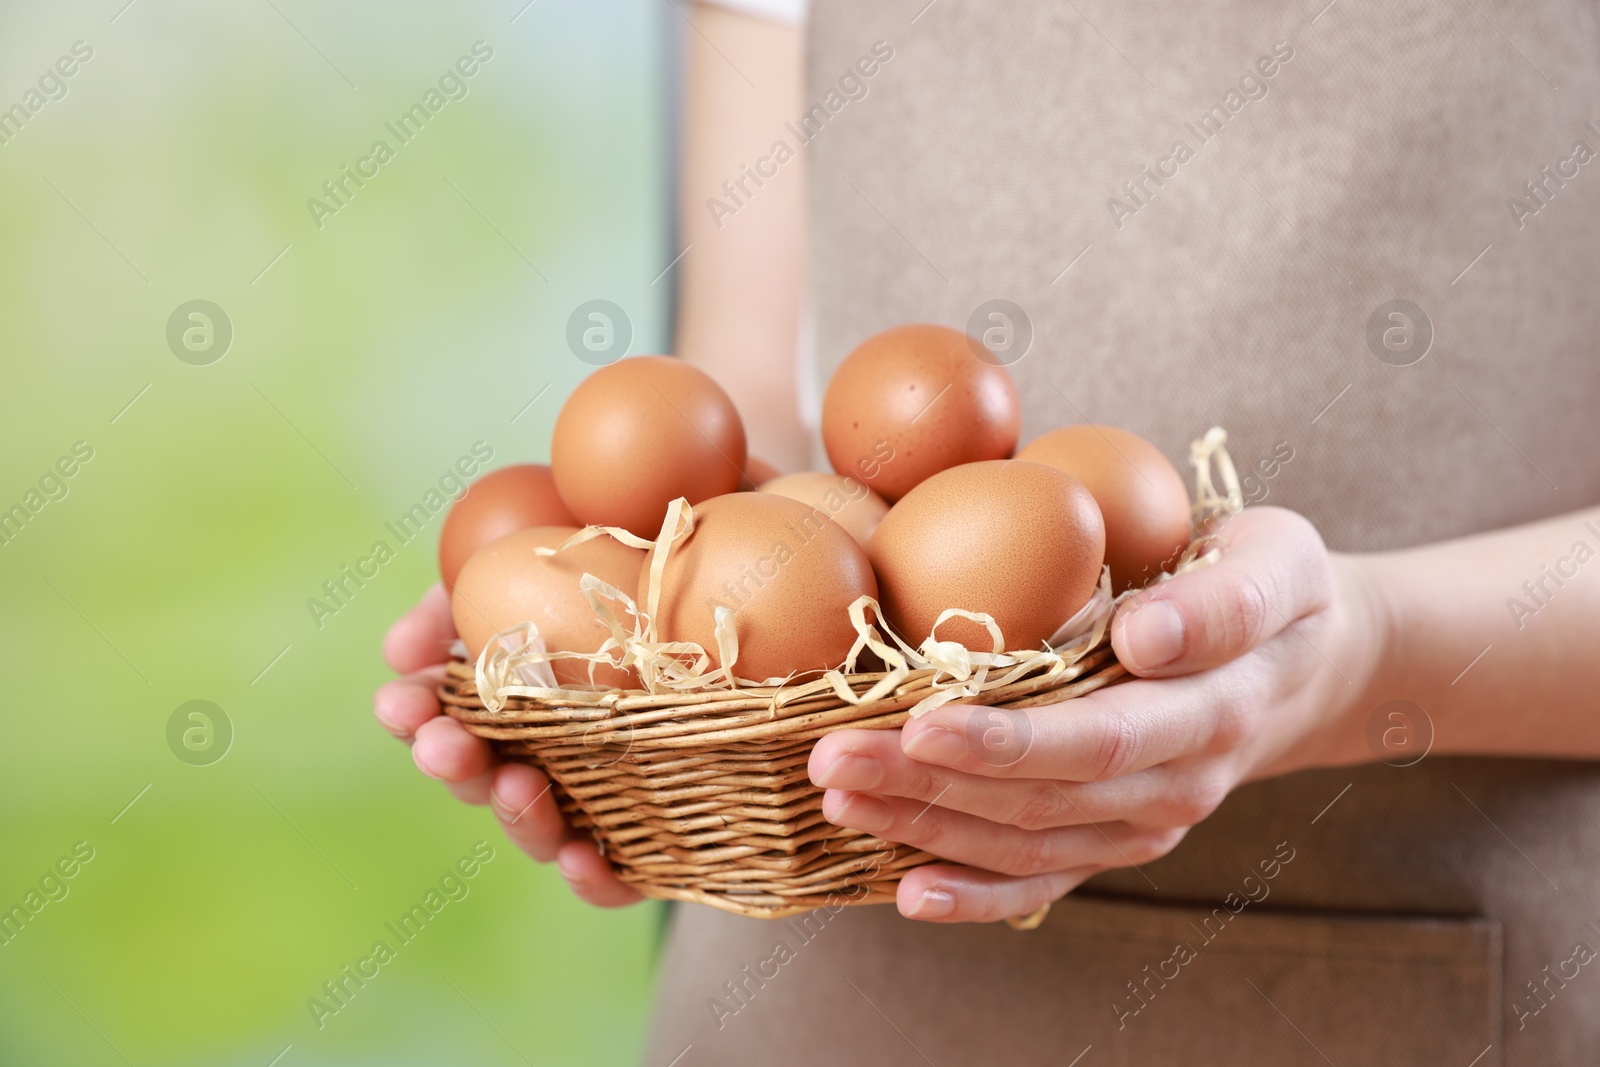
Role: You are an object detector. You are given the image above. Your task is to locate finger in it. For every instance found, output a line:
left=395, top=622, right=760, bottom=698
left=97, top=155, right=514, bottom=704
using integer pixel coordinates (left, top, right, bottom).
left=821, top=790, right=1182, bottom=877
left=490, top=763, right=568, bottom=863
left=373, top=666, right=449, bottom=742
left=900, top=672, right=1230, bottom=782
left=811, top=729, right=1206, bottom=829
left=412, top=716, right=495, bottom=784
left=1112, top=506, right=1332, bottom=677
left=896, top=863, right=1099, bottom=924
left=556, top=840, right=645, bottom=908
left=383, top=582, right=459, bottom=674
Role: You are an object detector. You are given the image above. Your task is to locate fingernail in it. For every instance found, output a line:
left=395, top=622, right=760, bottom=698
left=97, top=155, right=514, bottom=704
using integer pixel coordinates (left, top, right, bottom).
left=412, top=747, right=443, bottom=781
left=1122, top=599, right=1185, bottom=670
left=907, top=888, right=955, bottom=919
left=373, top=701, right=398, bottom=731
left=835, top=793, right=894, bottom=833
left=373, top=693, right=408, bottom=734
left=903, top=726, right=968, bottom=767
left=813, top=753, right=884, bottom=790
left=490, top=789, right=518, bottom=822
left=557, top=853, right=585, bottom=882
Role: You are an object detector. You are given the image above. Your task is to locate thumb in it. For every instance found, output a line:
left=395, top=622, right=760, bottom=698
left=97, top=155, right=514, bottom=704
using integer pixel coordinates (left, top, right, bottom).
left=384, top=582, right=458, bottom=674
left=1110, top=507, right=1332, bottom=677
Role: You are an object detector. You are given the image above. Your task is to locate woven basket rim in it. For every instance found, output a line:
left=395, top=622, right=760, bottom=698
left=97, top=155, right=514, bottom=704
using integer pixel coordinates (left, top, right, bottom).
left=442, top=636, right=1119, bottom=747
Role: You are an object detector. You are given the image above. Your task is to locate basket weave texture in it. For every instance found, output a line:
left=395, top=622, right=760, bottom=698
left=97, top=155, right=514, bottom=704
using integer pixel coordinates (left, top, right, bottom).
left=439, top=640, right=1126, bottom=918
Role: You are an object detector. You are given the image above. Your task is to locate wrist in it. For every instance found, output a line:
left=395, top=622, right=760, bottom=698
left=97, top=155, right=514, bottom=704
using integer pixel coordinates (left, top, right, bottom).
left=1329, top=550, right=1405, bottom=764
left=1277, top=551, right=1400, bottom=773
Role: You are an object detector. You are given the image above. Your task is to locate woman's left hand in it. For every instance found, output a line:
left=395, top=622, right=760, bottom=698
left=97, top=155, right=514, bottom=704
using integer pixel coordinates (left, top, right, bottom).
left=810, top=506, right=1391, bottom=923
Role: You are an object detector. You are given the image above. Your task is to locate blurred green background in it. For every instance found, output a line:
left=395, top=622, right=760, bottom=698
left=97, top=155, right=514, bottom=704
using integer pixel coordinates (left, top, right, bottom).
left=0, top=2, right=674, bottom=1063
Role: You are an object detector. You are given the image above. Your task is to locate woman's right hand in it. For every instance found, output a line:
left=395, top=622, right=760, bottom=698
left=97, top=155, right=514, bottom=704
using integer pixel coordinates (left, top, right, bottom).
left=374, top=582, right=643, bottom=908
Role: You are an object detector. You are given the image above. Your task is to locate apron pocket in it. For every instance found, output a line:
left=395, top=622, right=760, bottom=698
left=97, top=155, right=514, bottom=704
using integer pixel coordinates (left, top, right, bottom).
left=643, top=893, right=1502, bottom=1067
left=1060, top=893, right=1502, bottom=1067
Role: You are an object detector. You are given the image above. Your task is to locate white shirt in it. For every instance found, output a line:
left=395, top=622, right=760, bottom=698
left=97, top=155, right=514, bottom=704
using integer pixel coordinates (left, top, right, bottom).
left=694, top=0, right=807, bottom=25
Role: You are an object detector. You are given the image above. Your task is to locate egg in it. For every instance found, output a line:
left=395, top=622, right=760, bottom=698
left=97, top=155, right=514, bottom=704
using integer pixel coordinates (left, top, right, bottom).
left=822, top=324, right=1020, bottom=502
left=1016, top=425, right=1190, bottom=592
left=551, top=356, right=747, bottom=537
left=438, top=464, right=578, bottom=590
left=642, top=493, right=877, bottom=681
left=738, top=455, right=783, bottom=491
left=757, top=471, right=889, bottom=547
left=867, top=460, right=1105, bottom=651
left=451, top=526, right=646, bottom=689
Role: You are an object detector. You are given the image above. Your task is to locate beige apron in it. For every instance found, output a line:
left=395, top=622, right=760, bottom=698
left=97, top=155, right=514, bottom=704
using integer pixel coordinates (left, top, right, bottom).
left=647, top=1, right=1600, bottom=1062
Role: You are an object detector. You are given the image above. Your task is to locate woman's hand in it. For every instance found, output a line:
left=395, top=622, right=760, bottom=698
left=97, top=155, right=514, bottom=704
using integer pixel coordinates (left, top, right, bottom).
left=374, top=582, right=642, bottom=907
left=810, top=506, right=1391, bottom=924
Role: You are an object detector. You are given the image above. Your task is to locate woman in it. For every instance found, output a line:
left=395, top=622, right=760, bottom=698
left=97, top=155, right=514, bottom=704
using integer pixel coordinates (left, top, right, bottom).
left=377, top=1, right=1600, bottom=1061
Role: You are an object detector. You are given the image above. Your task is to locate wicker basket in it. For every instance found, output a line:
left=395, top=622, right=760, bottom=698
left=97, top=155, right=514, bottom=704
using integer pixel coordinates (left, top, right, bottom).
left=439, top=636, right=1127, bottom=918
left=437, top=428, right=1236, bottom=920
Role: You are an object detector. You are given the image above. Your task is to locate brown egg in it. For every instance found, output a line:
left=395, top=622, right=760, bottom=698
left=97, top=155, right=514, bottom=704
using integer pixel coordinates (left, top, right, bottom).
left=438, top=464, right=578, bottom=591
left=867, top=460, right=1105, bottom=651
left=822, top=324, right=1020, bottom=502
left=758, top=471, right=889, bottom=547
left=642, top=493, right=877, bottom=681
left=452, top=526, right=645, bottom=689
left=1017, top=425, right=1191, bottom=592
left=551, top=356, right=747, bottom=538
left=737, top=455, right=783, bottom=491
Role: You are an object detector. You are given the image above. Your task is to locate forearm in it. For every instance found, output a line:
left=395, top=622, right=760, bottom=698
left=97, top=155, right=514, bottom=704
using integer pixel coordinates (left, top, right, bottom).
left=675, top=2, right=810, bottom=469
left=1357, top=505, right=1600, bottom=760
